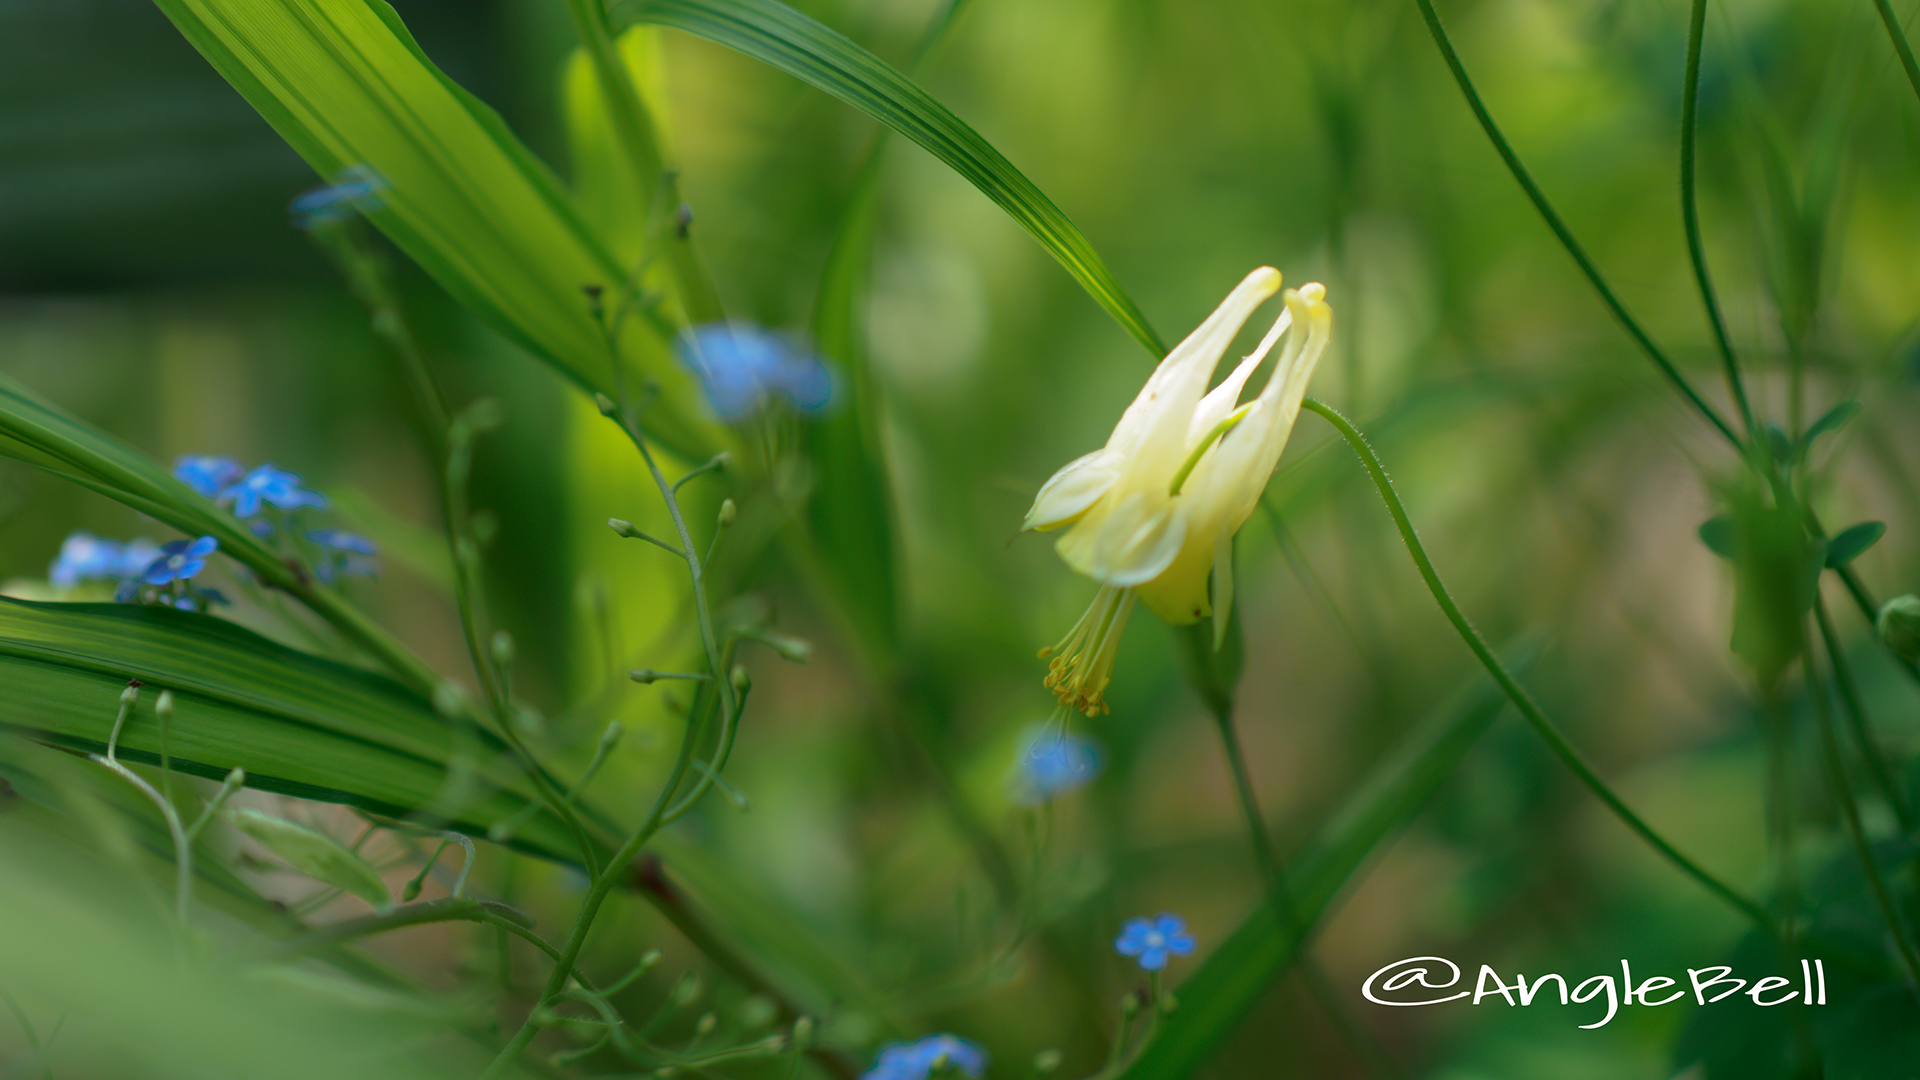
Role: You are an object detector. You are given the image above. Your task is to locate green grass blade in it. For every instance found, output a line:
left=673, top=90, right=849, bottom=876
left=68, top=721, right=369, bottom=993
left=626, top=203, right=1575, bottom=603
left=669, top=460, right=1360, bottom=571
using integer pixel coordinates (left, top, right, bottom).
left=0, top=597, right=585, bottom=862
left=151, top=0, right=726, bottom=458
left=613, top=0, right=1167, bottom=357
left=1113, top=673, right=1512, bottom=1080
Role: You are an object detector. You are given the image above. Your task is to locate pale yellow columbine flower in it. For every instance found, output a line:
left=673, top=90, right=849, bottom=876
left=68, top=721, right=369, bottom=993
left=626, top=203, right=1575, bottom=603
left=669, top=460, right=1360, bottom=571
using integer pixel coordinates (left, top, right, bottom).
left=1025, top=268, right=1331, bottom=716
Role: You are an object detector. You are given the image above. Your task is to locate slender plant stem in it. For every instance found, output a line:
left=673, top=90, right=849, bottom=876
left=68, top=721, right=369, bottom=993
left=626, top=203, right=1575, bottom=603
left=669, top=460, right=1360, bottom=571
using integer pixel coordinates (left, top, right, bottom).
left=1814, top=597, right=1914, bottom=834
left=1681, top=0, right=1757, bottom=439
left=1872, top=0, right=1920, bottom=110
left=1301, top=397, right=1777, bottom=934
left=1806, top=641, right=1920, bottom=986
left=1209, top=711, right=1405, bottom=1080
left=1409, top=0, right=1742, bottom=448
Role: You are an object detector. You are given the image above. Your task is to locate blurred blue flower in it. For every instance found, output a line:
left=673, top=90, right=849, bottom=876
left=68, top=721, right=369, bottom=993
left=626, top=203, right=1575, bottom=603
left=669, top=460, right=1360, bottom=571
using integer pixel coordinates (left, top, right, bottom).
left=307, top=529, right=376, bottom=556
left=221, top=464, right=328, bottom=517
left=141, top=537, right=218, bottom=586
left=676, top=323, right=835, bottom=419
left=173, top=455, right=245, bottom=499
left=49, top=533, right=163, bottom=588
left=290, top=164, right=387, bottom=228
left=1115, top=913, right=1195, bottom=972
left=308, top=530, right=378, bottom=582
left=1016, top=728, right=1101, bottom=803
left=861, top=1034, right=988, bottom=1080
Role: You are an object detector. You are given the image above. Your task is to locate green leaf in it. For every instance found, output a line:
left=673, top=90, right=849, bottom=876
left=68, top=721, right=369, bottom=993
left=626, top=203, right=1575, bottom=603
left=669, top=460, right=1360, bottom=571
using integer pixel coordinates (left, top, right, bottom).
left=0, top=597, right=586, bottom=864
left=151, top=0, right=725, bottom=459
left=1825, top=521, right=1886, bottom=568
left=799, top=143, right=899, bottom=669
left=1699, top=515, right=1739, bottom=560
left=0, top=372, right=436, bottom=694
left=1113, top=666, right=1513, bottom=1080
left=225, top=808, right=391, bottom=909
left=1799, top=399, right=1861, bottom=454
left=613, top=0, right=1167, bottom=358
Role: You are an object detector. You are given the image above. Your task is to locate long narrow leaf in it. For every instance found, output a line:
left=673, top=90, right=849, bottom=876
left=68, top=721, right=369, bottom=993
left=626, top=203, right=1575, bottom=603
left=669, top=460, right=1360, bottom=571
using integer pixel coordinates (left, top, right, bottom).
left=0, top=372, right=436, bottom=693
left=614, top=0, right=1167, bottom=357
left=151, top=0, right=726, bottom=458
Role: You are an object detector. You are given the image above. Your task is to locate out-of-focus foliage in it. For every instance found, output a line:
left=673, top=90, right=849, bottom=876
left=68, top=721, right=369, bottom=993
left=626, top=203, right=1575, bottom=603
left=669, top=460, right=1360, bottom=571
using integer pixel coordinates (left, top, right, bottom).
left=3, top=0, right=1919, bottom=1077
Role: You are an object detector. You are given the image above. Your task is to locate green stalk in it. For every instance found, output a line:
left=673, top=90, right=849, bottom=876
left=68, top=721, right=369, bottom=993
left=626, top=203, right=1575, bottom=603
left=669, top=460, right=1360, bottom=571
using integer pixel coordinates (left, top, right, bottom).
left=1209, top=709, right=1405, bottom=1080
left=1301, top=397, right=1776, bottom=934
left=1872, top=0, right=1920, bottom=110
left=1814, top=597, right=1914, bottom=833
left=1409, top=0, right=1742, bottom=448
left=1806, top=641, right=1920, bottom=986
left=1681, top=0, right=1757, bottom=438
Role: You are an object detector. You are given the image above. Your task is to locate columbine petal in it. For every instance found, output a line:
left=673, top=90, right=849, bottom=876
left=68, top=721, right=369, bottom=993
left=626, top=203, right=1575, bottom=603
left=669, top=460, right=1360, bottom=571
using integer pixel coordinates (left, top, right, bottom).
left=1024, top=448, right=1124, bottom=532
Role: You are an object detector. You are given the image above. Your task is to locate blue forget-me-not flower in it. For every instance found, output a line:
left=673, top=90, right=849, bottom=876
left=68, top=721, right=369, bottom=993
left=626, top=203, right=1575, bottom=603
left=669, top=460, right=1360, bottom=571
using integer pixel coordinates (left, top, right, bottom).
left=141, top=537, right=218, bottom=586
left=173, top=455, right=245, bottom=499
left=48, top=533, right=162, bottom=588
left=290, top=164, right=387, bottom=229
left=861, top=1034, right=988, bottom=1080
left=1115, top=913, right=1195, bottom=972
left=220, top=464, right=329, bottom=518
left=1015, top=727, right=1102, bottom=804
left=308, top=529, right=378, bottom=582
left=676, top=323, right=835, bottom=419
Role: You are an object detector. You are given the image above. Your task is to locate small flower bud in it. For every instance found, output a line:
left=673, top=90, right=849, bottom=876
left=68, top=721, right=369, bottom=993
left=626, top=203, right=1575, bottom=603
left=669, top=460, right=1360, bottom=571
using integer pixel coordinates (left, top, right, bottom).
left=730, top=665, right=752, bottom=695
left=695, top=1011, right=717, bottom=1035
left=432, top=680, right=468, bottom=718
left=490, top=630, right=514, bottom=669
left=595, top=392, right=619, bottom=417
left=608, top=518, right=638, bottom=538
left=1033, top=1049, right=1063, bottom=1075
left=465, top=398, right=503, bottom=432
left=599, top=720, right=625, bottom=750
left=1158, top=990, right=1180, bottom=1014
left=717, top=498, right=738, bottom=528
left=120, top=683, right=141, bottom=707
left=468, top=510, right=498, bottom=546
left=155, top=690, right=174, bottom=720
left=791, top=1016, right=814, bottom=1046
left=1877, top=594, right=1920, bottom=662
left=1119, top=992, right=1141, bottom=1018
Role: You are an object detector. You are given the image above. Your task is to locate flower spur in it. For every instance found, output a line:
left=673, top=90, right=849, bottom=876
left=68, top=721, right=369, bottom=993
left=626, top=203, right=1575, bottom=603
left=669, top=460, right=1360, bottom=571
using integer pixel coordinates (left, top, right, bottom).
left=1026, top=267, right=1332, bottom=716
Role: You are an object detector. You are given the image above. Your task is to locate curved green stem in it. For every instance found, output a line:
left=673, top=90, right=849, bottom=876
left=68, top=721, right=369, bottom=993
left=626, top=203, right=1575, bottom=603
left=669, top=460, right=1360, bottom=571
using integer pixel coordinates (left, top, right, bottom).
left=1814, top=597, right=1914, bottom=834
left=1301, top=397, right=1776, bottom=934
left=1410, top=0, right=1742, bottom=448
left=1872, top=0, right=1920, bottom=111
left=1681, top=0, right=1757, bottom=438
left=1806, top=641, right=1920, bottom=986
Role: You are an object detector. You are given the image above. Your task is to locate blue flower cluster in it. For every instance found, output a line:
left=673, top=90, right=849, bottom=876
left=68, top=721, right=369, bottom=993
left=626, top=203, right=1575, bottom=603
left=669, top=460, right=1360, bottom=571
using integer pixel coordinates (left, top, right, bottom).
left=1015, top=728, right=1102, bottom=804
left=1114, top=913, right=1196, bottom=972
left=172, top=455, right=376, bottom=584
left=49, top=532, right=225, bottom=611
left=861, top=1034, right=987, bottom=1080
left=676, top=323, right=834, bottom=419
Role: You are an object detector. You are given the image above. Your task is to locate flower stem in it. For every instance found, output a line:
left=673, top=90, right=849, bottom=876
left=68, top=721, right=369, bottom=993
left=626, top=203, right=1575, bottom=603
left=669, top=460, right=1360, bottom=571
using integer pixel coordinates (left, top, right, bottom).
left=1805, top=639, right=1920, bottom=987
left=1680, top=0, right=1757, bottom=439
left=1409, top=0, right=1742, bottom=449
left=1813, top=597, right=1913, bottom=834
left=1300, top=397, right=1777, bottom=936
left=1208, top=709, right=1405, bottom=1080
left=1872, top=0, right=1920, bottom=111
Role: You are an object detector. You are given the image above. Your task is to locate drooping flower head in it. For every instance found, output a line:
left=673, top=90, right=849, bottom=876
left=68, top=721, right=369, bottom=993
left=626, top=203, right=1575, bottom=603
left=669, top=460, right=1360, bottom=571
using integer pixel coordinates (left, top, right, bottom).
left=861, top=1034, right=988, bottom=1080
left=220, top=464, right=329, bottom=518
left=1014, top=727, right=1102, bottom=804
left=1026, top=269, right=1331, bottom=716
left=677, top=323, right=835, bottom=419
left=1115, top=913, right=1196, bottom=972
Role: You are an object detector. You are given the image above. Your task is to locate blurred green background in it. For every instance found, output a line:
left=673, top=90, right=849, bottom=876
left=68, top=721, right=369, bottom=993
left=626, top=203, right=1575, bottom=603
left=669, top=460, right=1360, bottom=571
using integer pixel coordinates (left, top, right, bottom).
left=3, top=0, right=1919, bottom=1076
